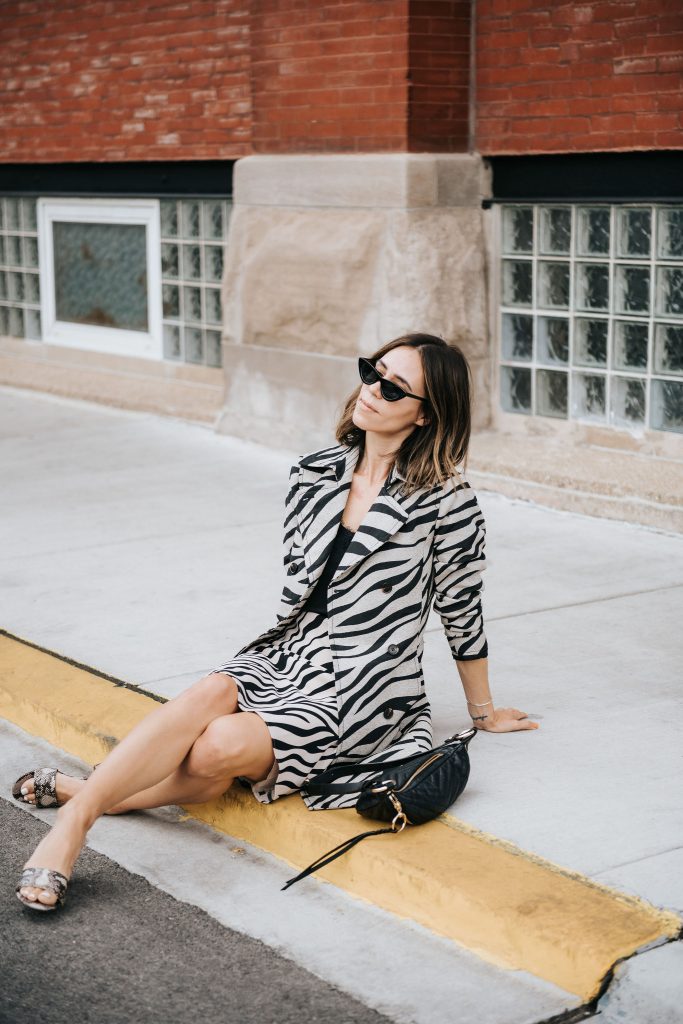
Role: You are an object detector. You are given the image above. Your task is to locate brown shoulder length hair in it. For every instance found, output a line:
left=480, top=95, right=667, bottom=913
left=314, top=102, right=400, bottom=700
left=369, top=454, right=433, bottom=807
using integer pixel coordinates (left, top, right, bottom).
left=335, top=333, right=473, bottom=494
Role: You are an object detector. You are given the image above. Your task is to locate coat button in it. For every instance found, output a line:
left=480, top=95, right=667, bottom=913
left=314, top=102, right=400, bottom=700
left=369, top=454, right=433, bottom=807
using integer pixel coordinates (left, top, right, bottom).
left=382, top=585, right=392, bottom=593
left=287, top=563, right=300, bottom=575
left=383, top=707, right=394, bottom=719
left=388, top=644, right=399, bottom=655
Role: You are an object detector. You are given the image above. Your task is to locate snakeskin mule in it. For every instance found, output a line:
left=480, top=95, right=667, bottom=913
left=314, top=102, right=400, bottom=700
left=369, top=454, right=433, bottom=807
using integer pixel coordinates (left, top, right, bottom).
left=12, top=766, right=89, bottom=807
left=16, top=867, right=69, bottom=912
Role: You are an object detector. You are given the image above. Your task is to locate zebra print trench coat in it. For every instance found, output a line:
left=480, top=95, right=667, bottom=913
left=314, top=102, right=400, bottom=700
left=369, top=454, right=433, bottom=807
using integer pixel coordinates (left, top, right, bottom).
left=234, top=442, right=488, bottom=810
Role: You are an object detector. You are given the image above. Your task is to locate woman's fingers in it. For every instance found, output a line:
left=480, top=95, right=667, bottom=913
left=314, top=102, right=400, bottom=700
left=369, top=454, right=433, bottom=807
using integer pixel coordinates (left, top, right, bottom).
left=480, top=707, right=540, bottom=732
left=507, top=717, right=539, bottom=731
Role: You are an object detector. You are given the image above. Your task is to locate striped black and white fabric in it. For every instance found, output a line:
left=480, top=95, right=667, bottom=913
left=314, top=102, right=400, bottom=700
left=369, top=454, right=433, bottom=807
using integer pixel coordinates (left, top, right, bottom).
left=212, top=442, right=488, bottom=811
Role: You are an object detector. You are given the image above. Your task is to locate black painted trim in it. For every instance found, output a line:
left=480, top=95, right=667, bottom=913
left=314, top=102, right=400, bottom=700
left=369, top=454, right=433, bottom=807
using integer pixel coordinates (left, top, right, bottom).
left=0, top=161, right=234, bottom=197
left=485, top=150, right=683, bottom=205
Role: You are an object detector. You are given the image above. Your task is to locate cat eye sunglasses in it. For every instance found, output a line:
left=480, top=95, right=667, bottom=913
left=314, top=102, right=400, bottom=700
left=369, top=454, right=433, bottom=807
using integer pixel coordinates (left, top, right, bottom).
left=358, top=357, right=425, bottom=403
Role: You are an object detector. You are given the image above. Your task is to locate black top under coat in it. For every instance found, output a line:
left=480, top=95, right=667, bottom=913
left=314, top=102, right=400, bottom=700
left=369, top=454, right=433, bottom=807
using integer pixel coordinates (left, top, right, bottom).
left=303, top=521, right=355, bottom=617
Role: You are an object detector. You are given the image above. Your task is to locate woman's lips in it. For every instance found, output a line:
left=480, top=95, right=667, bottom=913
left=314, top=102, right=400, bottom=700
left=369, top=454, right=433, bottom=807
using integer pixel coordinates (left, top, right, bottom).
left=359, top=396, right=377, bottom=413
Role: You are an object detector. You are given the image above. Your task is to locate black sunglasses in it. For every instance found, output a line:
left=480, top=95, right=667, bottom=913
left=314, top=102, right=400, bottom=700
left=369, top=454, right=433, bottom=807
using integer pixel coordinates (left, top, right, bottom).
left=358, top=358, right=425, bottom=403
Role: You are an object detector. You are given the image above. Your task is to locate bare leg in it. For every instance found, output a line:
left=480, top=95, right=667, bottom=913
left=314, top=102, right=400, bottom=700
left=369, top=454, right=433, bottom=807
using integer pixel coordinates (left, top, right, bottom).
left=19, top=715, right=273, bottom=817
left=101, top=709, right=274, bottom=813
left=19, top=677, right=274, bottom=907
left=17, top=765, right=219, bottom=812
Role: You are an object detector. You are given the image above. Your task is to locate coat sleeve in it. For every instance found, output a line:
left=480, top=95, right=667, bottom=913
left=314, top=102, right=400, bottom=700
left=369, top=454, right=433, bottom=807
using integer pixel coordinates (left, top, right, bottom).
left=432, top=479, right=488, bottom=662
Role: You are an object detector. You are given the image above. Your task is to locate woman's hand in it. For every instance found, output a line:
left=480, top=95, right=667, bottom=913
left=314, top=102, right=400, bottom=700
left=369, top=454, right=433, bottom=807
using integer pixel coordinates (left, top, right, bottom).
left=472, top=706, right=539, bottom=732
left=457, top=660, right=538, bottom=733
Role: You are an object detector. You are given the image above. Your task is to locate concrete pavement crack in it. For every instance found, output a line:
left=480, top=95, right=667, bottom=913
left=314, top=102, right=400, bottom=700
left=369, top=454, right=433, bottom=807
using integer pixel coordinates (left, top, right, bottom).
left=532, top=931, right=683, bottom=1024
left=594, top=843, right=683, bottom=875
left=424, top=581, right=683, bottom=631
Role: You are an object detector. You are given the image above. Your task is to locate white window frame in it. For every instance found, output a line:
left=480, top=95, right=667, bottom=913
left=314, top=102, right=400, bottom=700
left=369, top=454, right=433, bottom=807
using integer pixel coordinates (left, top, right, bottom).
left=37, top=198, right=162, bottom=359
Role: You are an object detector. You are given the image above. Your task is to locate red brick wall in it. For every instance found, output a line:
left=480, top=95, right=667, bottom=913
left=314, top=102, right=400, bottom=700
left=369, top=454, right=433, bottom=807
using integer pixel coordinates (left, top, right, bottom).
left=249, top=0, right=409, bottom=153
left=408, top=0, right=471, bottom=152
left=0, top=0, right=250, bottom=162
left=2, top=0, right=681, bottom=164
left=476, top=0, right=683, bottom=154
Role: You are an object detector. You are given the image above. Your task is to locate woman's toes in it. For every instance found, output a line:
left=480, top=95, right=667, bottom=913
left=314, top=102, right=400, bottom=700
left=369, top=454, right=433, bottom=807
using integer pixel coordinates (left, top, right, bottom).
left=19, top=771, right=83, bottom=806
left=19, top=885, right=57, bottom=905
left=20, top=782, right=36, bottom=803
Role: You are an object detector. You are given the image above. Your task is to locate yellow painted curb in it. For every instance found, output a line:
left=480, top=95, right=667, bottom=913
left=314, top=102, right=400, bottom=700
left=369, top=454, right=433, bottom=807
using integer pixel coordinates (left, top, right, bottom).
left=1, top=630, right=679, bottom=999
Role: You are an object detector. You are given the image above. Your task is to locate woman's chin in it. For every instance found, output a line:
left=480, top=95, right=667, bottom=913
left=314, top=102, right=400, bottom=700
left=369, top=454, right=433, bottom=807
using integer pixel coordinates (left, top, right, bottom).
left=352, top=407, right=369, bottom=429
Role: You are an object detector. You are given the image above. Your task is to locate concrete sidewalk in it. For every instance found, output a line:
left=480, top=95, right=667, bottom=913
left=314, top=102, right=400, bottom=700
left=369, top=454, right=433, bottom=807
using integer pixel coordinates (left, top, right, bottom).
left=1, top=386, right=682, bottom=1015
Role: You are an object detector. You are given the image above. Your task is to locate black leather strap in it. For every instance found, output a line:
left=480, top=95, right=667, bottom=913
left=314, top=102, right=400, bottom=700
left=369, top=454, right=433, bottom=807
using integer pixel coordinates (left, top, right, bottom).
left=303, top=779, right=377, bottom=795
left=303, top=730, right=475, bottom=797
left=282, top=824, right=396, bottom=890
left=304, top=753, right=430, bottom=795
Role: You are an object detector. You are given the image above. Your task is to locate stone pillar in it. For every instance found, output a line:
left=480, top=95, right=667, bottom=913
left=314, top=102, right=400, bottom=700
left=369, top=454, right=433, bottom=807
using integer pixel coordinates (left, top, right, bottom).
left=218, top=153, right=492, bottom=452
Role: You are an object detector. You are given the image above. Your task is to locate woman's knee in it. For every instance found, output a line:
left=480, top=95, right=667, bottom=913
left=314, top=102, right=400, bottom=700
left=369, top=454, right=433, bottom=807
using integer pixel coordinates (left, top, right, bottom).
left=185, top=714, right=272, bottom=781
left=182, top=672, right=239, bottom=717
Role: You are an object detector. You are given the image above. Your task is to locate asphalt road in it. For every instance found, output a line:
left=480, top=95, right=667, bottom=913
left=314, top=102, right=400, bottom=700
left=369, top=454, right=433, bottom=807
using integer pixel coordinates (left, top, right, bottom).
left=0, top=798, right=390, bottom=1024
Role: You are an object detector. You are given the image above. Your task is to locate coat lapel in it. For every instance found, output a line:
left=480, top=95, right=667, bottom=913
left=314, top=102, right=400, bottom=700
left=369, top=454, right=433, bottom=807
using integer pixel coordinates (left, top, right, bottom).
left=296, top=445, right=357, bottom=584
left=295, top=444, right=415, bottom=586
left=333, top=482, right=410, bottom=581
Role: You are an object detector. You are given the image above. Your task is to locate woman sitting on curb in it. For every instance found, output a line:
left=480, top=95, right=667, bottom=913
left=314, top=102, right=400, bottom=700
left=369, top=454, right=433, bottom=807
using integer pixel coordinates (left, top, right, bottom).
left=14, top=332, right=538, bottom=911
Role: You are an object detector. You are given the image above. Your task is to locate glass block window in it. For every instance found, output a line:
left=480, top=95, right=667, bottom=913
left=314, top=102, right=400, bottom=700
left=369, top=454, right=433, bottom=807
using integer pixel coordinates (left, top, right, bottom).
left=159, top=199, right=229, bottom=368
left=0, top=198, right=41, bottom=341
left=500, top=204, right=683, bottom=434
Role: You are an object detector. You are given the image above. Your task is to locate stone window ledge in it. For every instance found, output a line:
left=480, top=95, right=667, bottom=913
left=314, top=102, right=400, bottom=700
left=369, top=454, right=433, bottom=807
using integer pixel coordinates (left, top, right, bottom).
left=467, top=430, right=683, bottom=534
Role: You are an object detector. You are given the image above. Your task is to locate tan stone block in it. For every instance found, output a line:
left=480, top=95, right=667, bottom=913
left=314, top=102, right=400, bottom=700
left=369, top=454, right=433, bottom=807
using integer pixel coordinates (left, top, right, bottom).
left=380, top=208, right=490, bottom=363
left=223, top=206, right=386, bottom=357
left=233, top=153, right=490, bottom=210
left=468, top=429, right=683, bottom=533
left=216, top=344, right=357, bottom=452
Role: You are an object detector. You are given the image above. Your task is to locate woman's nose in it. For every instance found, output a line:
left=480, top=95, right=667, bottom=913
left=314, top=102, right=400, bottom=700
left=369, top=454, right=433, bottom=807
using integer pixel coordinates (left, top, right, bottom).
left=368, top=380, right=383, bottom=399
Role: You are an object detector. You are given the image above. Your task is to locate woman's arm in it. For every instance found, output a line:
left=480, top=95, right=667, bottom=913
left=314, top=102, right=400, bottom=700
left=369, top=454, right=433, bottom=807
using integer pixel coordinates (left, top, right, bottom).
left=456, top=657, right=539, bottom=733
left=432, top=481, right=539, bottom=733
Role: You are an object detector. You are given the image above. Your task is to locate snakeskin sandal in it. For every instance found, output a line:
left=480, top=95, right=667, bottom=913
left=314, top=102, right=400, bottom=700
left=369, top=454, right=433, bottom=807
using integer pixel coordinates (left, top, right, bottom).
left=12, top=766, right=89, bottom=807
left=16, top=867, right=69, bottom=912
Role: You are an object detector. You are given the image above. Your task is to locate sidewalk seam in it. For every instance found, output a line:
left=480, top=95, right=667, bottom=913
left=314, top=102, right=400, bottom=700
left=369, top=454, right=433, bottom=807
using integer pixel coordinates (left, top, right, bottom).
left=423, top=581, right=683, bottom=632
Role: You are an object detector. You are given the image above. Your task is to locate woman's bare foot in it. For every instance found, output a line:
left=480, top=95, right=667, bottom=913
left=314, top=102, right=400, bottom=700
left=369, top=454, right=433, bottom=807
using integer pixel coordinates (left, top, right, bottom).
left=18, top=771, right=86, bottom=806
left=19, top=805, right=90, bottom=907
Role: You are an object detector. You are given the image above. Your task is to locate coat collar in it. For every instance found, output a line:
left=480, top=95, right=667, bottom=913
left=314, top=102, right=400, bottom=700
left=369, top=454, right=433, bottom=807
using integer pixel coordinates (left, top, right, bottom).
left=299, top=443, right=408, bottom=490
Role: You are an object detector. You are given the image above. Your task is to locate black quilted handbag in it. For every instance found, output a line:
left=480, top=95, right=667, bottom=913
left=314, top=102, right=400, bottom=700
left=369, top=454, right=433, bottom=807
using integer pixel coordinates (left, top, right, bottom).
left=282, top=727, right=476, bottom=889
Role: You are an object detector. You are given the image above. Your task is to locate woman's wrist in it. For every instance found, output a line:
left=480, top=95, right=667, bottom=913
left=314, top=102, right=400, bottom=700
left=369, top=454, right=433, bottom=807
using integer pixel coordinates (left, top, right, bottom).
left=466, top=697, right=493, bottom=724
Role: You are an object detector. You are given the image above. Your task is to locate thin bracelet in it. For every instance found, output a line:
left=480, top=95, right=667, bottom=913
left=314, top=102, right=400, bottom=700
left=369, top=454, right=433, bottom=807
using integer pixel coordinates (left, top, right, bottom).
left=466, top=699, right=493, bottom=706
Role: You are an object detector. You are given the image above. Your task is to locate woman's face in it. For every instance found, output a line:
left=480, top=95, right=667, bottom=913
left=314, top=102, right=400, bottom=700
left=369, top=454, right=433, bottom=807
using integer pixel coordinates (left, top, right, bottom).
left=352, top=345, right=428, bottom=439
